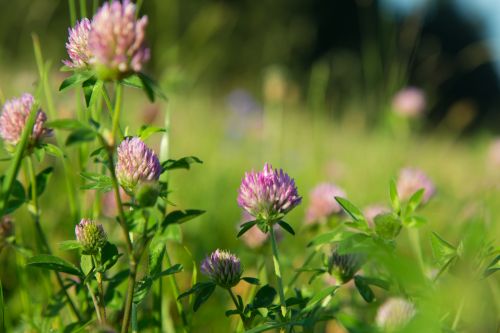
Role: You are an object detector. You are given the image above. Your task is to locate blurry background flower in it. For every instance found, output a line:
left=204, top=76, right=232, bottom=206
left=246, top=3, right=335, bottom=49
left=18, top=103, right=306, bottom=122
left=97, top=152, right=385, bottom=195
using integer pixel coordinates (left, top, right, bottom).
left=201, top=249, right=242, bottom=288
left=397, top=167, right=435, bottom=203
left=305, top=183, right=346, bottom=225
left=376, top=297, right=416, bottom=332
left=487, top=138, right=500, bottom=169
left=0, top=93, right=51, bottom=147
left=88, top=0, right=149, bottom=79
left=75, top=218, right=107, bottom=254
left=115, top=137, right=161, bottom=194
left=64, top=18, right=91, bottom=69
left=363, top=204, right=390, bottom=227
left=238, top=163, right=301, bottom=222
left=392, top=87, right=426, bottom=118
left=225, top=89, right=263, bottom=140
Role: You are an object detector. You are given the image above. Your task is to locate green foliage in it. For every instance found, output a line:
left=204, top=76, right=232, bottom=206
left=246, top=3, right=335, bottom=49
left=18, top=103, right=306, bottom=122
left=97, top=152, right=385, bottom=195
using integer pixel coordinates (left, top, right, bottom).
left=27, top=254, right=82, bottom=276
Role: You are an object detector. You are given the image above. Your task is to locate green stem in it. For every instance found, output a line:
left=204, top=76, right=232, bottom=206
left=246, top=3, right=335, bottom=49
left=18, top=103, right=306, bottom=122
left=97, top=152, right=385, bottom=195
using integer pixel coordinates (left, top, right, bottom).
left=270, top=226, right=287, bottom=318
left=86, top=282, right=102, bottom=324
left=68, top=0, right=77, bottom=26
left=165, top=251, right=189, bottom=331
left=78, top=0, right=87, bottom=18
left=26, top=156, right=83, bottom=322
left=227, top=288, right=248, bottom=330
left=408, top=228, right=425, bottom=274
left=452, top=296, right=465, bottom=331
left=92, top=255, right=107, bottom=323
left=111, top=83, right=123, bottom=144
left=286, top=250, right=317, bottom=294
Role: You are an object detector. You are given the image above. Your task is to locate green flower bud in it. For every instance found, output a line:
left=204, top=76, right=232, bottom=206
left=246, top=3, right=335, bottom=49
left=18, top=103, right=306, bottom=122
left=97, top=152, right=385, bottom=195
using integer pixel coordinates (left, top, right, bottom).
left=75, top=219, right=107, bottom=254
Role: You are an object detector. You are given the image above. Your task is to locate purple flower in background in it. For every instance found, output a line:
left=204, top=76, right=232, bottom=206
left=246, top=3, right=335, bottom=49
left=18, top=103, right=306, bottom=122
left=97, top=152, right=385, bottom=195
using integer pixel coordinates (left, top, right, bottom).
left=64, top=18, right=92, bottom=69
left=238, top=163, right=302, bottom=222
left=75, top=219, right=107, bottom=254
left=201, top=249, right=242, bottom=288
left=392, top=87, right=426, bottom=118
left=364, top=204, right=390, bottom=227
left=116, top=137, right=161, bottom=193
left=376, top=298, right=416, bottom=332
left=305, top=183, right=346, bottom=225
left=487, top=138, right=500, bottom=168
left=0, top=93, right=51, bottom=147
left=397, top=167, right=435, bottom=204
left=89, top=0, right=150, bottom=79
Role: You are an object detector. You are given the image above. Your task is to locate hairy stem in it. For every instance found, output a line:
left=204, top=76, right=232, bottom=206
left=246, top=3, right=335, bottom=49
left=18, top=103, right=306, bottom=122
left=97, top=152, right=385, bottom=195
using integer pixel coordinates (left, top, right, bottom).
left=92, top=255, right=107, bottom=323
left=270, top=226, right=287, bottom=318
left=111, top=83, right=123, bottom=144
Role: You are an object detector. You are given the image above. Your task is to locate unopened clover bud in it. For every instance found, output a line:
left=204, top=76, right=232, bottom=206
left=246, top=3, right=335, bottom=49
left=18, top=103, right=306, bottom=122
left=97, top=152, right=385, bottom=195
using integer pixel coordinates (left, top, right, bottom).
left=89, top=0, right=150, bottom=80
left=374, top=213, right=402, bottom=240
left=238, top=163, right=301, bottom=223
left=0, top=216, right=14, bottom=252
left=328, top=247, right=363, bottom=284
left=136, top=181, right=160, bottom=207
left=115, top=137, right=161, bottom=194
left=75, top=219, right=107, bottom=254
left=376, top=298, right=416, bottom=332
left=201, top=249, right=242, bottom=288
left=305, top=183, right=346, bottom=225
left=64, top=18, right=92, bottom=69
left=0, top=94, right=52, bottom=150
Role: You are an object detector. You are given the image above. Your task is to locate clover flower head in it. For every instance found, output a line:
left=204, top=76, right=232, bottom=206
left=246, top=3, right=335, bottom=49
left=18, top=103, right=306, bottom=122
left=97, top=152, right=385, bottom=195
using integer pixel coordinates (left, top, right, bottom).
left=115, top=137, right=161, bottom=193
left=75, top=219, right=107, bottom=254
left=201, top=249, right=242, bottom=288
left=376, top=298, right=416, bottom=332
left=89, top=0, right=150, bottom=79
left=64, top=18, right=92, bottom=69
left=0, top=93, right=51, bottom=147
left=328, top=247, right=363, bottom=284
left=238, top=163, right=301, bottom=222
left=397, top=167, right=435, bottom=204
left=392, top=87, right=426, bottom=118
left=305, top=183, right=346, bottom=225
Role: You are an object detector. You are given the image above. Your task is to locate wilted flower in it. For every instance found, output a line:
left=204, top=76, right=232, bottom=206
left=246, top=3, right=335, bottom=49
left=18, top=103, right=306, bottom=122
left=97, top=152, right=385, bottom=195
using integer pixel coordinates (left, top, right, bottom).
left=376, top=298, right=416, bottom=332
left=0, top=216, right=14, bottom=252
left=305, top=183, right=346, bottom=225
left=397, top=168, right=435, bottom=204
left=64, top=18, right=92, bottom=69
left=327, top=247, right=363, bottom=284
left=115, top=137, right=161, bottom=194
left=75, top=219, right=107, bottom=254
left=392, top=87, right=426, bottom=118
left=89, top=0, right=150, bottom=79
left=238, top=163, right=301, bottom=222
left=0, top=94, right=51, bottom=147
left=364, top=204, right=390, bottom=227
left=201, top=249, right=242, bottom=288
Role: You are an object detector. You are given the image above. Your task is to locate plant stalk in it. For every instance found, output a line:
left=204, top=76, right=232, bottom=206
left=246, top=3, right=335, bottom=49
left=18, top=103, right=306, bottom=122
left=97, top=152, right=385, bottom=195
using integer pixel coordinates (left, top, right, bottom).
left=227, top=288, right=248, bottom=330
left=270, top=225, right=287, bottom=318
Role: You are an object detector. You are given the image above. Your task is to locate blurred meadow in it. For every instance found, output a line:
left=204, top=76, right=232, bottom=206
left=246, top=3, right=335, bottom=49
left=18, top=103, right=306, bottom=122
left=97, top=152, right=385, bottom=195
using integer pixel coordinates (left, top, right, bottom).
left=0, top=0, right=499, bottom=332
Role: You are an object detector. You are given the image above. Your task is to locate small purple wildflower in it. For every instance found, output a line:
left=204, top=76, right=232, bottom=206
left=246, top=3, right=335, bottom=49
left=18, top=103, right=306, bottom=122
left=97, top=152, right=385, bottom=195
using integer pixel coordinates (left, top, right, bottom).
left=89, top=0, right=150, bottom=79
left=392, top=87, right=426, bottom=118
left=115, top=137, right=161, bottom=193
left=0, top=93, right=51, bottom=147
left=376, top=297, right=416, bottom=331
left=238, top=163, right=302, bottom=222
left=75, top=219, right=107, bottom=254
left=397, top=167, right=435, bottom=204
left=201, top=249, right=242, bottom=288
left=305, top=183, right=346, bottom=225
left=64, top=18, right=92, bottom=69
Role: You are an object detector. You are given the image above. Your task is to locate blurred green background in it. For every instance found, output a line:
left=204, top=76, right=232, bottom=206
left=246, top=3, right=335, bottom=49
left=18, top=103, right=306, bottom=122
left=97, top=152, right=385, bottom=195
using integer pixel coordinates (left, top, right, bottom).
left=0, top=0, right=499, bottom=332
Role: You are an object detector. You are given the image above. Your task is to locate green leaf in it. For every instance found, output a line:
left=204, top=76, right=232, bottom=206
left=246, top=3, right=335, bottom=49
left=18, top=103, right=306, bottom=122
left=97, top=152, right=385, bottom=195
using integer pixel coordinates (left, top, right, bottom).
left=59, top=71, right=94, bottom=91
left=58, top=240, right=82, bottom=251
left=80, top=255, right=94, bottom=277
left=66, top=128, right=97, bottom=146
left=302, top=285, right=337, bottom=312
left=237, top=220, right=257, bottom=238
left=149, top=238, right=166, bottom=278
left=10, top=180, right=25, bottom=201
left=251, top=284, right=276, bottom=308
left=407, top=189, right=424, bottom=212
left=244, top=322, right=304, bottom=333
left=27, top=254, right=81, bottom=276
left=121, top=73, right=167, bottom=102
left=361, top=277, right=390, bottom=290
left=242, top=277, right=260, bottom=285
left=225, top=309, right=241, bottom=317
left=278, top=220, right=295, bottom=235
left=80, top=172, right=113, bottom=192
left=163, top=224, right=182, bottom=243
left=138, top=125, right=166, bottom=141
left=354, top=275, right=375, bottom=302
left=99, top=242, right=121, bottom=272
left=374, top=213, right=402, bottom=240
left=28, top=167, right=53, bottom=199
left=46, top=119, right=89, bottom=131
left=161, top=156, right=203, bottom=172
left=404, top=215, right=427, bottom=228
left=307, top=229, right=355, bottom=247
left=335, top=197, right=364, bottom=221
left=82, top=77, right=98, bottom=107
left=484, top=255, right=500, bottom=277
left=193, top=283, right=216, bottom=312
left=430, top=232, right=457, bottom=266
left=134, top=277, right=153, bottom=304
left=159, top=264, right=183, bottom=277
left=161, top=209, right=205, bottom=229
left=389, top=179, right=400, bottom=213
left=44, top=143, right=65, bottom=158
